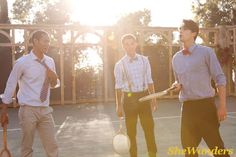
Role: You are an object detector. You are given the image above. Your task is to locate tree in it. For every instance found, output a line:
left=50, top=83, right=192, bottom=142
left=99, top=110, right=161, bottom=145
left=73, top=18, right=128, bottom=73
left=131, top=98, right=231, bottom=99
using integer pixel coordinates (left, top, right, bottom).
left=12, top=0, right=42, bottom=23
left=0, top=0, right=10, bottom=23
left=113, top=8, right=151, bottom=36
left=12, top=0, right=72, bottom=24
left=0, top=0, right=12, bottom=95
left=116, top=9, right=151, bottom=27
left=192, top=0, right=236, bottom=27
left=33, top=0, right=72, bottom=24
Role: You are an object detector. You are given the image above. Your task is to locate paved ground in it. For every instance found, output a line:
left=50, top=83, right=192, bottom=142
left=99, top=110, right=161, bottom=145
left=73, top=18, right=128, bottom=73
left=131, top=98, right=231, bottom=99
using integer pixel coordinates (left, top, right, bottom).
left=0, top=97, right=236, bottom=157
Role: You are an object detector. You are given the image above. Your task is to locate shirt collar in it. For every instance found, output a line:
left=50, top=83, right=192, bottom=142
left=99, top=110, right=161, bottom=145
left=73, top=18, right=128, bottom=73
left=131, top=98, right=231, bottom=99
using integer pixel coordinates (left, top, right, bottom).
left=125, top=54, right=139, bottom=62
left=189, top=43, right=197, bottom=54
left=181, top=43, right=197, bottom=56
left=30, top=51, right=46, bottom=62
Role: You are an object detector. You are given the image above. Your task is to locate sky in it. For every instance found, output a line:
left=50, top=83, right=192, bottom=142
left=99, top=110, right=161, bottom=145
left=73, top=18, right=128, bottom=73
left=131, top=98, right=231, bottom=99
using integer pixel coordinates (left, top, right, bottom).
left=69, top=0, right=195, bottom=27
left=8, top=0, right=195, bottom=27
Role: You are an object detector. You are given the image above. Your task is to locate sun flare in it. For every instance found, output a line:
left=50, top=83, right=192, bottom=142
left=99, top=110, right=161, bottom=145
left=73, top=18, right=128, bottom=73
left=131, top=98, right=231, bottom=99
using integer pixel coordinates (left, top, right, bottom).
left=70, top=0, right=118, bottom=26
left=68, top=0, right=194, bottom=27
left=65, top=0, right=194, bottom=70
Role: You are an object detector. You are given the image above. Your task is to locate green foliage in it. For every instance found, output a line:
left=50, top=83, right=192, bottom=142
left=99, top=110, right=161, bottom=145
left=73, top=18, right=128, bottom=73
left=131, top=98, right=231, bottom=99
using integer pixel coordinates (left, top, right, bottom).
left=192, top=0, right=236, bottom=27
left=12, top=0, right=72, bottom=24
left=34, top=0, right=73, bottom=24
left=13, top=0, right=38, bottom=23
left=116, top=9, right=151, bottom=27
left=12, top=0, right=151, bottom=27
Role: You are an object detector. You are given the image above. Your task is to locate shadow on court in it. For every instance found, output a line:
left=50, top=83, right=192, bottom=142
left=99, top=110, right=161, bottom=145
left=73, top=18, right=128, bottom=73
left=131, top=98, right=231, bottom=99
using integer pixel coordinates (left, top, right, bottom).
left=0, top=97, right=236, bottom=157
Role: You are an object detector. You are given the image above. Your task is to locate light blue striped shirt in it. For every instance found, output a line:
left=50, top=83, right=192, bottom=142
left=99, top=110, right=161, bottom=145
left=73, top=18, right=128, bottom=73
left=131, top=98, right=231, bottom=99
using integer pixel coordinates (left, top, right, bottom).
left=172, top=44, right=226, bottom=102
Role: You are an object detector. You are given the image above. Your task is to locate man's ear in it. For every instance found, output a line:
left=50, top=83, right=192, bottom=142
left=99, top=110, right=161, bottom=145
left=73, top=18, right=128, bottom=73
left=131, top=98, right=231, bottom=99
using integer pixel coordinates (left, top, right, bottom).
left=192, top=32, right=197, bottom=39
left=32, top=38, right=38, bottom=44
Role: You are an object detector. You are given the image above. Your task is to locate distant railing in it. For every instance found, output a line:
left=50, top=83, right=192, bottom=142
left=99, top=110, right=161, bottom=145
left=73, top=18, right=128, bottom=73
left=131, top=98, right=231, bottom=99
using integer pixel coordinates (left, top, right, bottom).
left=0, top=24, right=235, bottom=105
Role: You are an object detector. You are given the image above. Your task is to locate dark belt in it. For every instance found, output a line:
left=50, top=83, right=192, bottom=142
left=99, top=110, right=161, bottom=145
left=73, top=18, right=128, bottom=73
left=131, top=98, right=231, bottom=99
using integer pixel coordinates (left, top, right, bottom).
left=183, top=97, right=214, bottom=105
left=124, top=90, right=148, bottom=98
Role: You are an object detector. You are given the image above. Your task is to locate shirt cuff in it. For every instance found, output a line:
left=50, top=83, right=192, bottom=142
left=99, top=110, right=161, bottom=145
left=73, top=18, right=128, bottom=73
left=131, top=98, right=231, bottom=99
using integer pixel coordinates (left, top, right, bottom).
left=2, top=95, right=12, bottom=104
left=50, top=79, right=60, bottom=89
left=147, top=80, right=154, bottom=84
left=215, top=75, right=226, bottom=86
left=115, top=84, right=122, bottom=89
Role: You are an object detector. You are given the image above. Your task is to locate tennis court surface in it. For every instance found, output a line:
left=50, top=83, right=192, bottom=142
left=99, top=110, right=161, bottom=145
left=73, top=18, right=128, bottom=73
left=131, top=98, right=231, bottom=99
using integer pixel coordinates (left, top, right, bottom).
left=0, top=97, right=236, bottom=157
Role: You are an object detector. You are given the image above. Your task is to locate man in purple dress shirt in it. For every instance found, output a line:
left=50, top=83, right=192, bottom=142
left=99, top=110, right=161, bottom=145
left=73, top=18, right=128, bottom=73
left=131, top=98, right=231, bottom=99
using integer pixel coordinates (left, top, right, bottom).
left=172, top=19, right=230, bottom=157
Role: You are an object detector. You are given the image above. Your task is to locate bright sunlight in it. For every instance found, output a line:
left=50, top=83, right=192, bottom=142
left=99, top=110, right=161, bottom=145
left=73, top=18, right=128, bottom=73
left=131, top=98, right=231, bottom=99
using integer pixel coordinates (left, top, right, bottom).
left=8, top=0, right=194, bottom=70
left=69, top=0, right=194, bottom=26
left=67, top=0, right=194, bottom=70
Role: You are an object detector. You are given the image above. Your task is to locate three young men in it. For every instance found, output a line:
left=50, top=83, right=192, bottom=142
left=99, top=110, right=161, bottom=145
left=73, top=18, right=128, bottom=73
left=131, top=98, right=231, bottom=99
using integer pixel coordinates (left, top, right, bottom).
left=0, top=20, right=231, bottom=157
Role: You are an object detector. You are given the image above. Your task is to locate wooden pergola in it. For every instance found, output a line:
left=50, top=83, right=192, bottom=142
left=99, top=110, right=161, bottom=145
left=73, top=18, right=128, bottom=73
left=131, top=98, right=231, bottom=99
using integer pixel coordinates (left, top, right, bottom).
left=0, top=24, right=236, bottom=105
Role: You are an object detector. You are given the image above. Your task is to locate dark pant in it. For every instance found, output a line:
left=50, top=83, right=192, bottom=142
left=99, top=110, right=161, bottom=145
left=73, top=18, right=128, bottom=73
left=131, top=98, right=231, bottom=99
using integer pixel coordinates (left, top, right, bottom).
left=181, top=97, right=230, bottom=157
left=123, top=91, right=157, bottom=157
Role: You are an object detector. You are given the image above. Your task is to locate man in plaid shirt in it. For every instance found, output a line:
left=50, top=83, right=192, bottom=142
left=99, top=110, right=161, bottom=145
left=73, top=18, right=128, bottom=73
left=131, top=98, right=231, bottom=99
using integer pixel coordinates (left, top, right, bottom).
left=114, top=34, right=157, bottom=157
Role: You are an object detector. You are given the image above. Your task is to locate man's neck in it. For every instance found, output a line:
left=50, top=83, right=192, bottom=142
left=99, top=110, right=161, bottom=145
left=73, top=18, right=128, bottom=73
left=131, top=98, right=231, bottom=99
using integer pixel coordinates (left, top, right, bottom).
left=183, top=40, right=195, bottom=49
left=127, top=52, right=136, bottom=59
left=32, top=49, right=44, bottom=60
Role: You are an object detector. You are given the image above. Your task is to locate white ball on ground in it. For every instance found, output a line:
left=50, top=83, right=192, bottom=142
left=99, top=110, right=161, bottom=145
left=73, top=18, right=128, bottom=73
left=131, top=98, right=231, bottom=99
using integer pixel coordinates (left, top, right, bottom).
left=113, top=133, right=130, bottom=154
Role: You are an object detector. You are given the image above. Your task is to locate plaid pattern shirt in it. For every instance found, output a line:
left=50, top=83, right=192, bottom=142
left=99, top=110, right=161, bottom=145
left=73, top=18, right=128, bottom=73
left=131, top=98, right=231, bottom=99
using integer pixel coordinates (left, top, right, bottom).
left=114, top=54, right=153, bottom=92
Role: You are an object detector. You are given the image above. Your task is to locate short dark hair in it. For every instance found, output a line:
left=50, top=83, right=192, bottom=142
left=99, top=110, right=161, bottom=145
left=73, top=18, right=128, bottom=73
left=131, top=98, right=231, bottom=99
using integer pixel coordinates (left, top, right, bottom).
left=181, top=19, right=199, bottom=40
left=31, top=30, right=49, bottom=44
left=121, top=33, right=137, bottom=44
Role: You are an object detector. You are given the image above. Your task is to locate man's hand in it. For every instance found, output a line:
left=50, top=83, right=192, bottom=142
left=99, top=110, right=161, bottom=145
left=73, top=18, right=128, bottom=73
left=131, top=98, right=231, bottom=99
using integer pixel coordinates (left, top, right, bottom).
left=46, top=69, right=58, bottom=87
left=1, top=104, right=9, bottom=127
left=151, top=99, right=157, bottom=112
left=216, top=85, right=227, bottom=122
left=172, top=82, right=182, bottom=92
left=115, top=89, right=124, bottom=117
left=47, top=69, right=57, bottom=80
left=217, top=105, right=227, bottom=122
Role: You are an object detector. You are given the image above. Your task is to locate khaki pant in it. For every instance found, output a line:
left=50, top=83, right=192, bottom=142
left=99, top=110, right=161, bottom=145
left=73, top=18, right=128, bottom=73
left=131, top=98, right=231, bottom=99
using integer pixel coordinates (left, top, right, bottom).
left=18, top=105, right=58, bottom=157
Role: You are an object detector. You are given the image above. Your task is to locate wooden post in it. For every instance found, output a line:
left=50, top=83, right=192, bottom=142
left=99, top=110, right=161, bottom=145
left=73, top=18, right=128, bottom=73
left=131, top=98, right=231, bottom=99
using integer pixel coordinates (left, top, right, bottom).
left=59, top=30, right=65, bottom=105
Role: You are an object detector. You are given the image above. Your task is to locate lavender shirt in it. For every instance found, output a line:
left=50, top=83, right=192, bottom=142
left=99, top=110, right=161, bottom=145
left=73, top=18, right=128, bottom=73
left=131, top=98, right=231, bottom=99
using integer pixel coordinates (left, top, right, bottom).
left=172, top=44, right=226, bottom=102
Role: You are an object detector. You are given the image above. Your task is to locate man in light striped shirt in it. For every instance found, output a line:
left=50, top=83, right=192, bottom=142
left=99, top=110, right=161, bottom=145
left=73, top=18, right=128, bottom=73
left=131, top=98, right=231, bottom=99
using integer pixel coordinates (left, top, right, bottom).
left=172, top=19, right=230, bottom=157
left=1, top=30, right=59, bottom=157
left=114, top=34, right=157, bottom=157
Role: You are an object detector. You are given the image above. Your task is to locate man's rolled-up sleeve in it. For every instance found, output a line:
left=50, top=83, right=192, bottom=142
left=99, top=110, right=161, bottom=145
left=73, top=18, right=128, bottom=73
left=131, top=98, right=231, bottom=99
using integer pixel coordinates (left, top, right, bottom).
left=114, top=63, right=123, bottom=89
left=208, top=48, right=226, bottom=86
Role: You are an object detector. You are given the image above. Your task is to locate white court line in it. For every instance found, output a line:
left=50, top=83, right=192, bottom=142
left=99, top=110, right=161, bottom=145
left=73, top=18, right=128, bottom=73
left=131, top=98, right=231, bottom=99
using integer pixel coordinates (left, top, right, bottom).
left=55, top=116, right=70, bottom=136
left=1, top=113, right=236, bottom=132
left=226, top=112, right=236, bottom=119
left=111, top=115, right=181, bottom=123
left=0, top=124, right=62, bottom=132
left=228, top=115, right=236, bottom=119
left=228, top=112, right=236, bottom=114
left=0, top=115, right=181, bottom=132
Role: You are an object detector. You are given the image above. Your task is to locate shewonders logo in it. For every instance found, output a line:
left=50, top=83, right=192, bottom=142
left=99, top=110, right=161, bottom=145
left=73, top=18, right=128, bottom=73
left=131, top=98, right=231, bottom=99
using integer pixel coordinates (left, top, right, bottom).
left=167, top=146, right=234, bottom=156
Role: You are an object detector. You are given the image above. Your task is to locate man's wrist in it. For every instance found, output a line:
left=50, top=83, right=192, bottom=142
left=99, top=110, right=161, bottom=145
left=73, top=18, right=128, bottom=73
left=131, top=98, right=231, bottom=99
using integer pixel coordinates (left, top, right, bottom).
left=149, top=91, right=155, bottom=94
left=219, top=104, right=226, bottom=109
